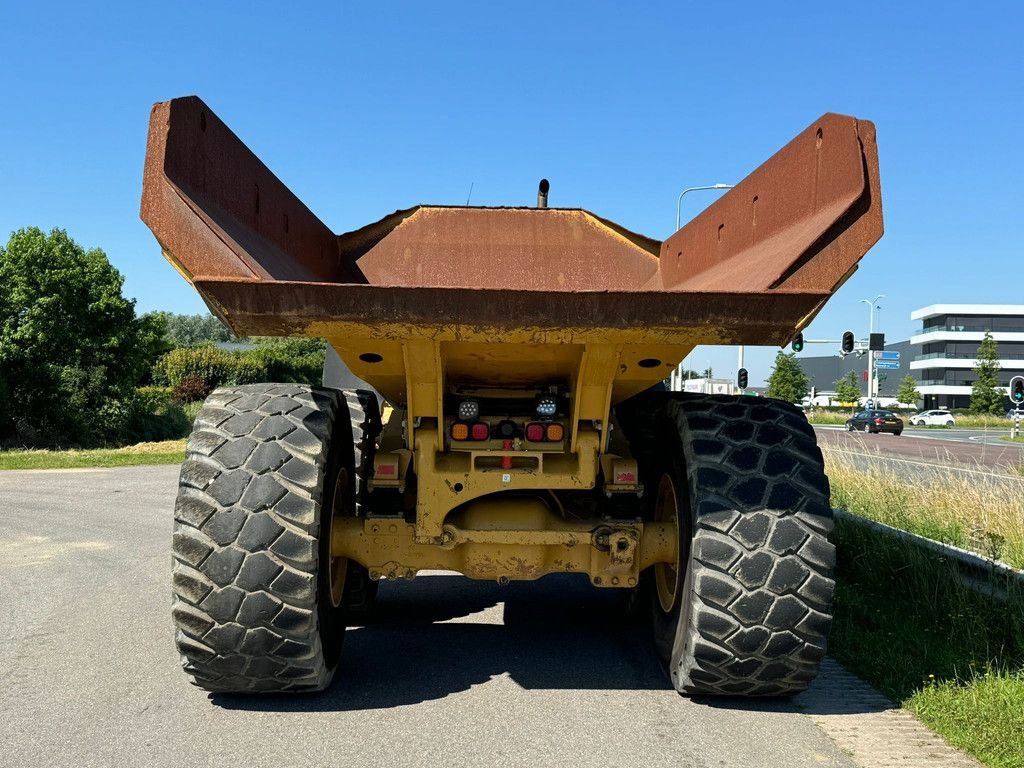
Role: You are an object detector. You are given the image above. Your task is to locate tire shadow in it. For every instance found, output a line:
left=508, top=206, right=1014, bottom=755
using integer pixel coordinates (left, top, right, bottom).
left=212, top=573, right=670, bottom=712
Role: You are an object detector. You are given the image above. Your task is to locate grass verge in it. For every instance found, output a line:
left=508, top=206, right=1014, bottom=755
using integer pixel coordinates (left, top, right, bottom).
left=822, top=444, right=1024, bottom=568
left=0, top=440, right=186, bottom=470
left=830, top=521, right=1024, bottom=768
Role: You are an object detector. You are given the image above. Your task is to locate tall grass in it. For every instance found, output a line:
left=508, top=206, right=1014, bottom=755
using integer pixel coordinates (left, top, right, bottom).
left=830, top=521, right=1024, bottom=768
left=821, top=444, right=1024, bottom=568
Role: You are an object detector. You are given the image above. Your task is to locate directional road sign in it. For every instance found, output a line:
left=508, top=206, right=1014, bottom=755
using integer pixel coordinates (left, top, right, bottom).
left=873, top=351, right=900, bottom=360
left=875, top=360, right=900, bottom=369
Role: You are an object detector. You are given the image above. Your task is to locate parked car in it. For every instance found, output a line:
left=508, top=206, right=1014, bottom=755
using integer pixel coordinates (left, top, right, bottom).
left=909, top=409, right=955, bottom=426
left=846, top=409, right=904, bottom=435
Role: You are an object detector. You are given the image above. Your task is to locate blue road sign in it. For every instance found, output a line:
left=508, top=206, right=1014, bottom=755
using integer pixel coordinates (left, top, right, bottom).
left=875, top=360, right=900, bottom=369
left=873, top=351, right=900, bottom=360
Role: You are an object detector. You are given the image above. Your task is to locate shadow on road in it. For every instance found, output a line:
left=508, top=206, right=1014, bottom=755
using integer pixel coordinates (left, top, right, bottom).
left=212, top=573, right=880, bottom=716
left=213, top=573, right=669, bottom=712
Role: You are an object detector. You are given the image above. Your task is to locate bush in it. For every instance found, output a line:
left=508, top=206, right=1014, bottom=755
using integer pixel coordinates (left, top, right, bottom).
left=152, top=339, right=326, bottom=401
left=153, top=345, right=267, bottom=396
left=173, top=374, right=213, bottom=404
left=125, top=386, right=193, bottom=442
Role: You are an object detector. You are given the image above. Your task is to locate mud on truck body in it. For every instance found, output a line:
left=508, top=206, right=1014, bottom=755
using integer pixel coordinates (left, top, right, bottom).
left=141, top=97, right=882, bottom=695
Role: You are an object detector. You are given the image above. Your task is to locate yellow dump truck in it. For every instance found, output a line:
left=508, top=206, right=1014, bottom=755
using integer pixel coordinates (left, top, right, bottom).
left=141, top=97, right=882, bottom=695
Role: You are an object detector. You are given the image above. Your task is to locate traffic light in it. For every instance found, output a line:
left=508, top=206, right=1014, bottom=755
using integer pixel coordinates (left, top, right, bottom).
left=737, top=368, right=748, bottom=389
left=842, top=331, right=855, bottom=353
left=1012, top=376, right=1024, bottom=404
left=869, top=333, right=885, bottom=351
left=791, top=333, right=804, bottom=353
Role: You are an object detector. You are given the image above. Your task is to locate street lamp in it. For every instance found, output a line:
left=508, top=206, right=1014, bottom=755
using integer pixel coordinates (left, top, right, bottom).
left=673, top=183, right=735, bottom=390
left=859, top=294, right=885, bottom=405
left=675, top=183, right=734, bottom=231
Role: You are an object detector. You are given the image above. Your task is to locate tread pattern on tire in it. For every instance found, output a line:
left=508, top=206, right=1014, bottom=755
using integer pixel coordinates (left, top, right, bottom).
left=341, top=390, right=381, bottom=619
left=670, top=394, right=835, bottom=696
left=617, top=391, right=835, bottom=697
left=171, top=383, right=364, bottom=693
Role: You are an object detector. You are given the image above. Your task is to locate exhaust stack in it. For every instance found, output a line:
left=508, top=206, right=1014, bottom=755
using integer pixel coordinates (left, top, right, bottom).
left=537, top=178, right=549, bottom=209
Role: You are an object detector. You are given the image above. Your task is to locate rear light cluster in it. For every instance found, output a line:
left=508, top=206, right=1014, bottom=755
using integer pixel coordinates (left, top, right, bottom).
left=451, top=422, right=491, bottom=441
left=525, top=422, right=563, bottom=442
left=450, top=421, right=565, bottom=442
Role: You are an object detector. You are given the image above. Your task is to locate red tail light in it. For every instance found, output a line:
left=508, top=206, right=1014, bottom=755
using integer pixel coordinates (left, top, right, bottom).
left=471, top=422, right=490, bottom=440
left=525, top=423, right=545, bottom=442
left=874, top=418, right=883, bottom=424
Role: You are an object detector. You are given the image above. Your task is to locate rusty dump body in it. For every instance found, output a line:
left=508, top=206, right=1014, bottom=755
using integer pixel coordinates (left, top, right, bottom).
left=143, top=96, right=881, bottom=409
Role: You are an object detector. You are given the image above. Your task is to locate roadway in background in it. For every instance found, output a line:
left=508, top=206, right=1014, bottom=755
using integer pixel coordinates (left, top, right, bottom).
left=815, top=426, right=1024, bottom=475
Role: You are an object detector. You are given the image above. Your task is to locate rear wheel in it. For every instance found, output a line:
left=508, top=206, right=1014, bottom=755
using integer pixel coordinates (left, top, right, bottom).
left=170, top=383, right=377, bottom=693
left=623, top=393, right=835, bottom=696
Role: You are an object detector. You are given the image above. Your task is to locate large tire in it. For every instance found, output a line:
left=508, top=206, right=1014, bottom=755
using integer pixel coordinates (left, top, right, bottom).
left=341, top=390, right=382, bottom=620
left=620, top=393, right=835, bottom=696
left=170, top=383, right=375, bottom=693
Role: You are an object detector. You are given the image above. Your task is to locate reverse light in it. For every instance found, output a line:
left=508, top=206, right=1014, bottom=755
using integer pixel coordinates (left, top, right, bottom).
left=535, top=396, right=557, bottom=417
left=451, top=423, right=470, bottom=441
left=470, top=422, right=490, bottom=441
left=457, top=400, right=480, bottom=421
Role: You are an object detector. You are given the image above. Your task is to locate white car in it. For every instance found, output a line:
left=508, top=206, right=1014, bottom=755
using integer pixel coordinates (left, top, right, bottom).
left=910, top=409, right=955, bottom=426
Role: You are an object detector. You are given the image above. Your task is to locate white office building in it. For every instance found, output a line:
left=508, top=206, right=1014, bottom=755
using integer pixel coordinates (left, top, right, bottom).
left=910, top=304, right=1024, bottom=409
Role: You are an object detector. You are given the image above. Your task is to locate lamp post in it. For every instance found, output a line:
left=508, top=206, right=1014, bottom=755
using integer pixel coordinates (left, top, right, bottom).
left=859, top=294, right=885, bottom=405
left=675, top=183, right=734, bottom=231
left=674, top=183, right=735, bottom=390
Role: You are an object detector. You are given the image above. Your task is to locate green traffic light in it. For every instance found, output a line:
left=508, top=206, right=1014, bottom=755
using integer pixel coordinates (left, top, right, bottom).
left=792, top=333, right=804, bottom=353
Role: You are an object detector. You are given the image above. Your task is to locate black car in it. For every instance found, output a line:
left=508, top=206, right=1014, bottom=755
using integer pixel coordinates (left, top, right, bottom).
left=846, top=409, right=903, bottom=435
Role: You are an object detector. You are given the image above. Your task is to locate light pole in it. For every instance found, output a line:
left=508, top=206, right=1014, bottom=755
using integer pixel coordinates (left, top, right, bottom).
left=674, top=183, right=735, bottom=390
left=859, top=294, right=885, bottom=405
left=675, top=183, right=734, bottom=231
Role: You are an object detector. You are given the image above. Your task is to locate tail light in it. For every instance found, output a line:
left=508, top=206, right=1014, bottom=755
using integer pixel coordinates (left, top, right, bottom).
left=874, top=418, right=884, bottom=425
left=470, top=422, right=490, bottom=441
left=525, top=422, right=565, bottom=442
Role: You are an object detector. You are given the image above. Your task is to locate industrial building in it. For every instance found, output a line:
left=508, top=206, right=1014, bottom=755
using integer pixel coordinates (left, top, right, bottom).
left=797, top=340, right=913, bottom=404
left=910, top=304, right=1024, bottom=410
left=794, top=304, right=1024, bottom=409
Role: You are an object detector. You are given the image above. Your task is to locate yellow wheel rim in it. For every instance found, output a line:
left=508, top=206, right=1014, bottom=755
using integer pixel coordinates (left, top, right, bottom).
left=654, top=473, right=681, bottom=614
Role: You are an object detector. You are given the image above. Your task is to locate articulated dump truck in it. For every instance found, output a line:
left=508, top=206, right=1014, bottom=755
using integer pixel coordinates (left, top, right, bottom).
left=141, top=96, right=882, bottom=696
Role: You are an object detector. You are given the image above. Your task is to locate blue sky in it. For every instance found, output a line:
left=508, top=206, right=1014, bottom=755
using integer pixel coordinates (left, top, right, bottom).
left=2, top=2, right=1021, bottom=384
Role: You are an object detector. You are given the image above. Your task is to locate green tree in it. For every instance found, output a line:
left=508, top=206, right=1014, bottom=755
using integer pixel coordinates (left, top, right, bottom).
left=766, top=352, right=809, bottom=404
left=834, top=371, right=861, bottom=405
left=157, top=312, right=239, bottom=346
left=0, top=228, right=161, bottom=446
left=969, top=332, right=1004, bottom=415
left=896, top=374, right=921, bottom=408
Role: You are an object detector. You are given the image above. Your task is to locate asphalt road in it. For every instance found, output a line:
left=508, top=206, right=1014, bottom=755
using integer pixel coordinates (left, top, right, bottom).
left=815, top=425, right=1024, bottom=475
left=0, top=466, right=977, bottom=768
